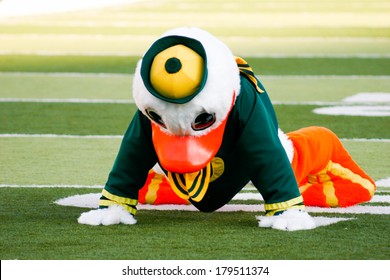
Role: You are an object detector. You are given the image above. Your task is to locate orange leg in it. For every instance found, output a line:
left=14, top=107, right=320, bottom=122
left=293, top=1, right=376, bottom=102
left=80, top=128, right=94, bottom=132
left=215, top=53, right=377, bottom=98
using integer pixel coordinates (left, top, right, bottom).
left=288, top=126, right=376, bottom=207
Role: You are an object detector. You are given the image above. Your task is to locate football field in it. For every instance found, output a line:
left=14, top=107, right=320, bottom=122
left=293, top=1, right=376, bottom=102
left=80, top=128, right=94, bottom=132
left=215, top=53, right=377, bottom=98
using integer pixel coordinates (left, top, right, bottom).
left=0, top=0, right=389, bottom=261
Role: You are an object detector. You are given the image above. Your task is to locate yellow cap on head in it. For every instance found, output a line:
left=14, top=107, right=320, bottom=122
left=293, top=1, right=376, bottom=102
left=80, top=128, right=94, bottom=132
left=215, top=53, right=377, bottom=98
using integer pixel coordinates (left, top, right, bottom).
left=150, top=44, right=204, bottom=100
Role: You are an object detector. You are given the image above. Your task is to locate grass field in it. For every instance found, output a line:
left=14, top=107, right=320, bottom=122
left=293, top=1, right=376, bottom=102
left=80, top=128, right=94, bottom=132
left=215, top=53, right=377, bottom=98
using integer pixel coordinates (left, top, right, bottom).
left=0, top=0, right=389, bottom=261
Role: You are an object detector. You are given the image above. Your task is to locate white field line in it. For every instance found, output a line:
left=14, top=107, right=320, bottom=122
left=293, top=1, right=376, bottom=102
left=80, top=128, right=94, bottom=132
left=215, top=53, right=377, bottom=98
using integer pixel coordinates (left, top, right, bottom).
left=6, top=184, right=390, bottom=215
left=340, top=138, right=390, bottom=143
left=138, top=204, right=390, bottom=215
left=3, top=183, right=389, bottom=199
left=53, top=192, right=390, bottom=214
left=376, top=177, right=390, bottom=187
left=233, top=192, right=390, bottom=203
left=343, top=93, right=390, bottom=103
left=313, top=105, right=390, bottom=116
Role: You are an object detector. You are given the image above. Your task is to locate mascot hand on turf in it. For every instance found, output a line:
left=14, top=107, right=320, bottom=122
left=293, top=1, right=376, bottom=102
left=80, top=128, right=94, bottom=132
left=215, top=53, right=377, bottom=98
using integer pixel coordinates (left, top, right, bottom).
left=79, top=27, right=375, bottom=231
left=258, top=209, right=315, bottom=231
left=78, top=205, right=137, bottom=226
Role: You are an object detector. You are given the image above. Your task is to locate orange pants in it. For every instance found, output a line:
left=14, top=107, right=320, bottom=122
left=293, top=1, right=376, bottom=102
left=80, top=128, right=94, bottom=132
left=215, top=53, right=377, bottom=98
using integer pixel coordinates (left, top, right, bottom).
left=139, top=126, right=376, bottom=207
left=288, top=126, right=375, bottom=207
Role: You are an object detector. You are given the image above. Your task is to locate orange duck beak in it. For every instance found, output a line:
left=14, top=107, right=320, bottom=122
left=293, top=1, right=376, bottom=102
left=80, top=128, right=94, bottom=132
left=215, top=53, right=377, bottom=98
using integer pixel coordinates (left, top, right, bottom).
left=151, top=115, right=228, bottom=174
left=151, top=92, right=235, bottom=174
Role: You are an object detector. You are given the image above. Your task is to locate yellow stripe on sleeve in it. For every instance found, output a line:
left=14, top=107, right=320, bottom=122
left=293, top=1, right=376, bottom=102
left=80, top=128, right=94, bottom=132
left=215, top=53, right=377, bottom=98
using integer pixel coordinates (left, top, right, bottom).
left=264, top=196, right=304, bottom=211
left=99, top=200, right=137, bottom=215
left=102, top=189, right=138, bottom=206
left=265, top=205, right=306, bottom=216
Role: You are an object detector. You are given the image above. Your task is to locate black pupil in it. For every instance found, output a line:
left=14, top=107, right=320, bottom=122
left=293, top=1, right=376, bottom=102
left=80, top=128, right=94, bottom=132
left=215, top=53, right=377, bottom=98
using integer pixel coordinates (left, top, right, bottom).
left=193, top=112, right=215, bottom=130
left=195, top=113, right=213, bottom=124
left=146, top=109, right=165, bottom=127
left=149, top=111, right=161, bottom=121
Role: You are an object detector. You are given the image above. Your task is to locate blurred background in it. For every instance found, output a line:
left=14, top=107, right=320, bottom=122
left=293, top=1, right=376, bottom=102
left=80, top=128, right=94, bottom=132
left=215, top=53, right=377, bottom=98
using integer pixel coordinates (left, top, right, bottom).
left=0, top=0, right=389, bottom=72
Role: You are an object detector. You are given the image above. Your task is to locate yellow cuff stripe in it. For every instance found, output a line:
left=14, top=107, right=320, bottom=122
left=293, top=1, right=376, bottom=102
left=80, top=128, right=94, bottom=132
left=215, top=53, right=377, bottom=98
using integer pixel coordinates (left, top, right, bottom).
left=264, top=196, right=304, bottom=211
left=99, top=200, right=137, bottom=216
left=265, top=205, right=305, bottom=216
left=102, top=189, right=138, bottom=206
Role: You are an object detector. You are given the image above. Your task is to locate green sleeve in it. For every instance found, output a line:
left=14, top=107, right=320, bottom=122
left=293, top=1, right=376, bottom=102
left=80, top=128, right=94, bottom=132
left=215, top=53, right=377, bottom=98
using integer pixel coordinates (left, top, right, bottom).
left=100, top=110, right=158, bottom=214
left=234, top=77, right=303, bottom=214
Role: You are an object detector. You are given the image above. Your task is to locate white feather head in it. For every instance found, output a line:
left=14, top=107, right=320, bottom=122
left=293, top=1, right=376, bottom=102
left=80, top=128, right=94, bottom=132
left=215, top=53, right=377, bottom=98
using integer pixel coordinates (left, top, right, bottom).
left=133, top=27, right=240, bottom=136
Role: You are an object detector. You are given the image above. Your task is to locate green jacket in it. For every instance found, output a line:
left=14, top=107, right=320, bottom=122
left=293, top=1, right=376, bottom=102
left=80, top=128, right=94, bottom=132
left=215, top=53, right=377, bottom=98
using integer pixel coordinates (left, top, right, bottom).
left=100, top=75, right=303, bottom=216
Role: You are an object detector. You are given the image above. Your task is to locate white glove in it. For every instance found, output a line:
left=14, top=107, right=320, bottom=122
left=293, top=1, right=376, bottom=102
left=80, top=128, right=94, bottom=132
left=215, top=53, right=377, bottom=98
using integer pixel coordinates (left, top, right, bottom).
left=258, top=209, right=316, bottom=231
left=78, top=205, right=137, bottom=226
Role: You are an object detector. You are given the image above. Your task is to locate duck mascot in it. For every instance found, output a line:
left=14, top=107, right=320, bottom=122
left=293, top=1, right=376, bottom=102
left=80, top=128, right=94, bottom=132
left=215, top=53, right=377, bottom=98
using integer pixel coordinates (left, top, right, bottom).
left=78, top=27, right=376, bottom=230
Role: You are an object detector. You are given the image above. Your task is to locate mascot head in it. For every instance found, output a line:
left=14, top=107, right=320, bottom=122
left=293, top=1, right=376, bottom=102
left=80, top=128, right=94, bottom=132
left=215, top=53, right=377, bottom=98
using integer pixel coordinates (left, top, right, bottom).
left=133, top=27, right=240, bottom=174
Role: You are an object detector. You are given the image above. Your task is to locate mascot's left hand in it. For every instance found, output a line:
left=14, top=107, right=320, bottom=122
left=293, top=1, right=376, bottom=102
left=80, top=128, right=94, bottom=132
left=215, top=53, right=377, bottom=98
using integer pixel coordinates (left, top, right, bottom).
left=258, top=209, right=316, bottom=231
left=78, top=205, right=137, bottom=226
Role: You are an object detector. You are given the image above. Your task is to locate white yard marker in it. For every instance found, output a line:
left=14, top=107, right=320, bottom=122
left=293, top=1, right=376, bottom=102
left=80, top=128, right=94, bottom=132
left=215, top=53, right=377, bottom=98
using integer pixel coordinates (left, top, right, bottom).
left=313, top=92, right=390, bottom=116
left=54, top=193, right=390, bottom=215
left=313, top=105, right=390, bottom=117
left=343, top=93, right=390, bottom=103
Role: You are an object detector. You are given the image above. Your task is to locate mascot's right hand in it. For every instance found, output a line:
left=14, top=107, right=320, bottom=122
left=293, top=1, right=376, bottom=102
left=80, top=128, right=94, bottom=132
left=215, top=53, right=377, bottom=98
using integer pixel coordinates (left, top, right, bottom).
left=78, top=205, right=137, bottom=226
left=258, top=209, right=316, bottom=231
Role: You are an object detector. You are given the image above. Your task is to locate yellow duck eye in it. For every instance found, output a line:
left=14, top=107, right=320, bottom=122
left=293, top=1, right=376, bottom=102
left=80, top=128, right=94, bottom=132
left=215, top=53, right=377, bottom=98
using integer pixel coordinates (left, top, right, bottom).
left=150, top=44, right=204, bottom=101
left=140, top=35, right=208, bottom=104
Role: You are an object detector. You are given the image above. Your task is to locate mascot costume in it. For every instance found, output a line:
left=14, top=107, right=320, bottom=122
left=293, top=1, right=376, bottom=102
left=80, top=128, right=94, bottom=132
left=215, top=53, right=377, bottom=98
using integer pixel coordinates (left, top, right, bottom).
left=78, top=28, right=376, bottom=230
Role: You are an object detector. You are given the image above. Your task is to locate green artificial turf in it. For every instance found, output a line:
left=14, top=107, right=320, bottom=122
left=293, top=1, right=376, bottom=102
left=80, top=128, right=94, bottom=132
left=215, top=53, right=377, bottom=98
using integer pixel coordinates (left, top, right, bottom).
left=1, top=55, right=390, bottom=75
left=0, top=187, right=388, bottom=260
left=274, top=105, right=390, bottom=139
left=0, top=102, right=135, bottom=135
left=1, top=102, right=388, bottom=139
left=0, top=73, right=133, bottom=100
left=1, top=25, right=389, bottom=38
